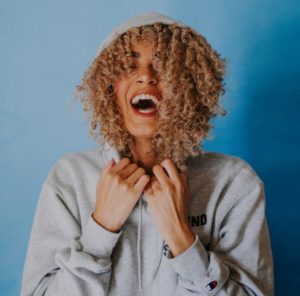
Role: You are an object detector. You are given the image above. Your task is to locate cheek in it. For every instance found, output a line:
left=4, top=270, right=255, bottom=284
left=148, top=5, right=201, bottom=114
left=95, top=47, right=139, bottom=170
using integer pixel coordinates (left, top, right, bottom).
left=114, top=81, right=131, bottom=113
left=115, top=76, right=130, bottom=98
left=114, top=83, right=122, bottom=101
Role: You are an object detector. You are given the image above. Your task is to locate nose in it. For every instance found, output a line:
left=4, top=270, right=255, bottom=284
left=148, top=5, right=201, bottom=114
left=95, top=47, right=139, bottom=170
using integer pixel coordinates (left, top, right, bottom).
left=135, top=66, right=158, bottom=85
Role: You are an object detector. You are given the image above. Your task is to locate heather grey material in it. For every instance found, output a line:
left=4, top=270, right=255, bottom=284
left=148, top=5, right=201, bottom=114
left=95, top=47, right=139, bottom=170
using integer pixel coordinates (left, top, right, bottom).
left=21, top=11, right=274, bottom=296
left=21, top=143, right=274, bottom=296
left=93, top=11, right=186, bottom=59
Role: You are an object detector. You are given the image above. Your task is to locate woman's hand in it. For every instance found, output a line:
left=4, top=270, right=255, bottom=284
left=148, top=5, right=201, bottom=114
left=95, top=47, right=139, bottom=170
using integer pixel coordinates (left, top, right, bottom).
left=93, top=158, right=150, bottom=233
left=144, top=158, right=195, bottom=257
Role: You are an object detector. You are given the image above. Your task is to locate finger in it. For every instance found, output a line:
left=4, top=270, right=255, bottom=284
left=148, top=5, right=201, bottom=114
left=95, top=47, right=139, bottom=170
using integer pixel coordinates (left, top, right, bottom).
left=143, top=181, right=154, bottom=196
left=179, top=170, right=189, bottom=184
left=109, top=157, right=131, bottom=174
left=160, top=158, right=182, bottom=185
left=179, top=171, right=191, bottom=199
left=133, top=174, right=151, bottom=195
left=105, top=158, right=115, bottom=169
left=119, top=163, right=138, bottom=179
left=152, top=165, right=170, bottom=188
left=150, top=175, right=161, bottom=193
left=127, top=167, right=147, bottom=186
left=181, top=170, right=188, bottom=177
left=100, top=159, right=115, bottom=178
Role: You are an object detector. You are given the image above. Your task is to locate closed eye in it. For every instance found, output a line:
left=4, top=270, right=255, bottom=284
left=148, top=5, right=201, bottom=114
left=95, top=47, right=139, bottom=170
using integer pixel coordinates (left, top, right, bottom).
left=129, top=63, right=138, bottom=69
left=131, top=51, right=140, bottom=58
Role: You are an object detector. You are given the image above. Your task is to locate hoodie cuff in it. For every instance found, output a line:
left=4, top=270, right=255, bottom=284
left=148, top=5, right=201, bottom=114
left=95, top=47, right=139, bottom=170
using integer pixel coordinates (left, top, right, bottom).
left=167, top=234, right=229, bottom=294
left=168, top=234, right=207, bottom=275
left=80, top=214, right=123, bottom=258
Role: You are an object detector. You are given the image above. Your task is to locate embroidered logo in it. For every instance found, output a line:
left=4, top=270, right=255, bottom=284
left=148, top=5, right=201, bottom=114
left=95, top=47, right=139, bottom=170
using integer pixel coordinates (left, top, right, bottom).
left=188, top=214, right=207, bottom=227
left=206, top=280, right=218, bottom=291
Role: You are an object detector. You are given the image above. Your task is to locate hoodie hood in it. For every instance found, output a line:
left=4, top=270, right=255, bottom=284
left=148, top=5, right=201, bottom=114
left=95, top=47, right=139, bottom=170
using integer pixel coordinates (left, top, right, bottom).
left=94, top=11, right=187, bottom=59
left=97, top=11, right=191, bottom=201
left=96, top=11, right=190, bottom=170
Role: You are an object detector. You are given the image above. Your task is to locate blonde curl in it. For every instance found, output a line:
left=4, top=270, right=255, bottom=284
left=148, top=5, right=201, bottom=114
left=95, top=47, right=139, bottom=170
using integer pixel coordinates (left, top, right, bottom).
left=75, top=22, right=227, bottom=172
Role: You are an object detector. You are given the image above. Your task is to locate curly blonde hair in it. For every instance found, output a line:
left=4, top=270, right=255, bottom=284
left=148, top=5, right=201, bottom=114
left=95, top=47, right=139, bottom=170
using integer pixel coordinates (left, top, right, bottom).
left=75, top=22, right=227, bottom=172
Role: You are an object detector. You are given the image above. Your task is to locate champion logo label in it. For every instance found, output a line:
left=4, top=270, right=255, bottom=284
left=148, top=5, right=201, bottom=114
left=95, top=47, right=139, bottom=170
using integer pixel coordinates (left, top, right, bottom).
left=206, top=280, right=218, bottom=291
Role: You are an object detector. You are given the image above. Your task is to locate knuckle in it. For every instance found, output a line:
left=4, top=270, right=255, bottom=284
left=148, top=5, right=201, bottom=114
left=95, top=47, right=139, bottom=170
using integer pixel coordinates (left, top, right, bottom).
left=113, top=174, right=122, bottom=184
left=122, top=181, right=130, bottom=191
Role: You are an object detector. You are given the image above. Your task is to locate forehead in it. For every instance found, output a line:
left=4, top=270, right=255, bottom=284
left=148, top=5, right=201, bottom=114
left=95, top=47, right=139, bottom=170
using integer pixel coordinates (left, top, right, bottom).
left=130, top=40, right=156, bottom=56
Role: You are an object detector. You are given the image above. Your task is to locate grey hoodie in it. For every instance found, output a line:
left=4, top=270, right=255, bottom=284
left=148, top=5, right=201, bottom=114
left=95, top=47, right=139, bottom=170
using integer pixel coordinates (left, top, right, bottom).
left=21, top=12, right=274, bottom=296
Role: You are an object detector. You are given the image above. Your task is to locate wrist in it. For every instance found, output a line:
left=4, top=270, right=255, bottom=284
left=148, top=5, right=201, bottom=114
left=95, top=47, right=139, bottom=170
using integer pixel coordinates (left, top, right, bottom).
left=92, top=212, right=121, bottom=233
left=167, top=223, right=196, bottom=257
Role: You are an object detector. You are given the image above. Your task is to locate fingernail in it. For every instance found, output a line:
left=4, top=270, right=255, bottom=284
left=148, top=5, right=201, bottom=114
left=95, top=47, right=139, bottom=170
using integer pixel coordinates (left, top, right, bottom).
left=109, top=158, right=115, bottom=165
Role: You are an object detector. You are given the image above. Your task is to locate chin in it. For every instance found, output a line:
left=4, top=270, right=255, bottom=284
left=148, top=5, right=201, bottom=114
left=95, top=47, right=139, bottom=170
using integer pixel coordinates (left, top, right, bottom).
left=131, top=132, right=156, bottom=139
left=126, top=123, right=157, bottom=138
left=127, top=127, right=157, bottom=139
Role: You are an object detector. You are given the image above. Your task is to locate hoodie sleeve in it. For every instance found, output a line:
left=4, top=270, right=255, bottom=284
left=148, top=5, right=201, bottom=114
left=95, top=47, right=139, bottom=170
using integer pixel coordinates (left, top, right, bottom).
left=21, top=181, right=123, bottom=296
left=166, top=162, right=274, bottom=296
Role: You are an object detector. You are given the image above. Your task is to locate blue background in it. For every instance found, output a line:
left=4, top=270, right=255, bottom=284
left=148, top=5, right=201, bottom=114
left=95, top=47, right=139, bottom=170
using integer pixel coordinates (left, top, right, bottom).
left=1, top=1, right=299, bottom=295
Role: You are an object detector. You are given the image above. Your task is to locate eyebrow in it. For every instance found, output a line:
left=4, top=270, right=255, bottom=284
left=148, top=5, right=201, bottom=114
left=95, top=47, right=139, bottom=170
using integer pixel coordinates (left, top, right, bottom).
left=131, top=51, right=141, bottom=58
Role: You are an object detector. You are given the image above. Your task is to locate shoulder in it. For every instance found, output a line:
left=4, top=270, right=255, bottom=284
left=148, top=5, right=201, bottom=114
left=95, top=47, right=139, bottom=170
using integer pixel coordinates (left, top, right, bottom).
left=188, top=151, right=266, bottom=216
left=44, top=146, right=107, bottom=188
left=188, top=150, right=263, bottom=188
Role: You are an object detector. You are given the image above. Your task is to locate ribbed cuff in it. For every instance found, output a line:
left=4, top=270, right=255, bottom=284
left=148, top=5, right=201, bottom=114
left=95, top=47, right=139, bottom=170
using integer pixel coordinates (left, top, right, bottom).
left=167, top=234, right=229, bottom=294
left=168, top=235, right=207, bottom=276
left=80, top=214, right=123, bottom=258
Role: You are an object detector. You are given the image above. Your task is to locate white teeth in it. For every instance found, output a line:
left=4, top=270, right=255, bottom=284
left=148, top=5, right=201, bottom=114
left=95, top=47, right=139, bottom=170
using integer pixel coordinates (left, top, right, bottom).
left=131, top=94, right=160, bottom=107
left=137, top=109, right=157, bottom=114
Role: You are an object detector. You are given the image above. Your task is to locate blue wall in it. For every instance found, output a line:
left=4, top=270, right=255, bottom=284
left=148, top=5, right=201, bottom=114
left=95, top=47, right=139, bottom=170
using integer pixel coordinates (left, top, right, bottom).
left=1, top=1, right=299, bottom=295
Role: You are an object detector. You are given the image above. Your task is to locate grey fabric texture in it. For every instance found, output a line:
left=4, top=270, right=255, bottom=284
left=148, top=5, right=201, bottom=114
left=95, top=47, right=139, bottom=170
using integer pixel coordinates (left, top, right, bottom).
left=21, top=11, right=274, bottom=296
left=21, top=143, right=274, bottom=296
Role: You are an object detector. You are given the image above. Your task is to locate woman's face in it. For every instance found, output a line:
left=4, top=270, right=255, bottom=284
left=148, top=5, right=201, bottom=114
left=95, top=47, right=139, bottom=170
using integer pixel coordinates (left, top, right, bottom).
left=114, top=41, right=165, bottom=140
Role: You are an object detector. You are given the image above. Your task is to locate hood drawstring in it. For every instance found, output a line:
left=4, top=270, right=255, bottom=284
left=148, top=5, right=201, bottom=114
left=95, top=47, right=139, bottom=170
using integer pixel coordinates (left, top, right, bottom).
left=137, top=197, right=143, bottom=291
left=103, top=142, right=165, bottom=293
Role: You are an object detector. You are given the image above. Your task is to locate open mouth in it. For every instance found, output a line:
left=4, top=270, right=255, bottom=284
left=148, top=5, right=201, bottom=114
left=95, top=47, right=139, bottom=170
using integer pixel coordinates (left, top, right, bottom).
left=130, top=94, right=160, bottom=116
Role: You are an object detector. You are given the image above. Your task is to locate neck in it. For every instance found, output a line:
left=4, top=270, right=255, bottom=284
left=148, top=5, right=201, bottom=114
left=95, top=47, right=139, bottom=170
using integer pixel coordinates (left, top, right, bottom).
left=132, top=137, right=157, bottom=176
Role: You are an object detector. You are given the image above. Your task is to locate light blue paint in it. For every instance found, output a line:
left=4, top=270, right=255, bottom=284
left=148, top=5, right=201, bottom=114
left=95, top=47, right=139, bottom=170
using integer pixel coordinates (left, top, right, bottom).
left=1, top=1, right=299, bottom=295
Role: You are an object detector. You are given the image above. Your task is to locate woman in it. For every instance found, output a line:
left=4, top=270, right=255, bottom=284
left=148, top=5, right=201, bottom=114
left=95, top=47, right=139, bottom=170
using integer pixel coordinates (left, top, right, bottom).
left=21, top=12, right=274, bottom=296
